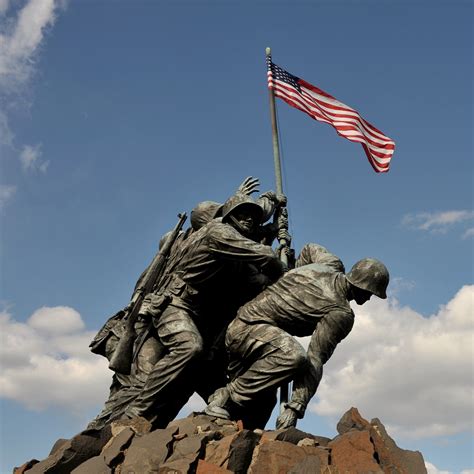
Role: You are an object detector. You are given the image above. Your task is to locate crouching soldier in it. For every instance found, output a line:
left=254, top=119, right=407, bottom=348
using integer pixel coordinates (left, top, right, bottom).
left=205, top=246, right=389, bottom=430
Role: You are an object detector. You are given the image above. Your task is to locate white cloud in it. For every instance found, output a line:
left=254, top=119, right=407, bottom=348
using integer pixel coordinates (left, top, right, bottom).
left=0, top=109, right=14, bottom=146
left=28, top=306, right=85, bottom=334
left=0, top=0, right=59, bottom=90
left=425, top=462, right=452, bottom=474
left=402, top=210, right=474, bottom=234
left=309, top=285, right=474, bottom=439
left=388, top=276, right=416, bottom=296
left=0, top=0, right=63, bottom=180
left=19, top=143, right=49, bottom=172
left=0, top=307, right=110, bottom=412
left=0, top=184, right=16, bottom=208
left=462, top=228, right=474, bottom=240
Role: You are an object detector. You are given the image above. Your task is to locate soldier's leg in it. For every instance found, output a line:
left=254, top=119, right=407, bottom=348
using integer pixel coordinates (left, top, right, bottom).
left=124, top=305, right=203, bottom=420
left=280, top=310, right=354, bottom=427
left=206, top=319, right=308, bottom=421
left=227, top=323, right=308, bottom=406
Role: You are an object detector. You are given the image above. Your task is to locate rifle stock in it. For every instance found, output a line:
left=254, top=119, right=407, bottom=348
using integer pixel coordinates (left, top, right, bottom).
left=108, top=212, right=187, bottom=374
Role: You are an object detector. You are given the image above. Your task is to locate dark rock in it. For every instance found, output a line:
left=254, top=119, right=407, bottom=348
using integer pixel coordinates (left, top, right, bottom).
left=169, top=413, right=238, bottom=441
left=159, top=435, right=205, bottom=473
left=120, top=426, right=177, bottom=473
left=70, top=455, right=111, bottom=473
left=102, top=426, right=135, bottom=467
left=167, top=433, right=210, bottom=463
left=13, top=459, right=39, bottom=474
left=329, top=430, right=383, bottom=473
left=337, top=406, right=371, bottom=434
left=227, top=430, right=261, bottom=474
left=276, top=427, right=331, bottom=447
left=27, top=429, right=111, bottom=474
left=370, top=418, right=427, bottom=474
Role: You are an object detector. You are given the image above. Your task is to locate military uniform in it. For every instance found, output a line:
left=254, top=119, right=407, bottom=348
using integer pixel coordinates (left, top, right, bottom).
left=123, top=218, right=283, bottom=423
left=222, top=260, right=354, bottom=426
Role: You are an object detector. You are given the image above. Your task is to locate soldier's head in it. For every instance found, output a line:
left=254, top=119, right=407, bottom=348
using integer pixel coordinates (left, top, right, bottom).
left=190, top=201, right=223, bottom=231
left=221, top=193, right=263, bottom=237
left=346, top=258, right=389, bottom=305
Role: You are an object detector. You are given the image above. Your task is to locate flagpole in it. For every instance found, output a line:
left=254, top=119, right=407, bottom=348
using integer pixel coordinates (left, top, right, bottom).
left=266, top=47, right=284, bottom=197
left=266, top=47, right=290, bottom=416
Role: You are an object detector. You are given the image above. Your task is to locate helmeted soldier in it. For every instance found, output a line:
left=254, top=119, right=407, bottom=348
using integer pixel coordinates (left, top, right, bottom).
left=205, top=247, right=389, bottom=430
left=119, top=192, right=285, bottom=426
left=89, top=177, right=285, bottom=428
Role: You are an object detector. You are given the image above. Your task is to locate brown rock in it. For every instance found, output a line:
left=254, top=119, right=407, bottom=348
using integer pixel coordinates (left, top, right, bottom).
left=157, top=458, right=195, bottom=473
left=336, top=407, right=371, bottom=434
left=48, top=439, right=69, bottom=456
left=370, top=418, right=427, bottom=474
left=287, top=455, right=323, bottom=473
left=258, top=429, right=284, bottom=444
left=329, top=430, right=383, bottom=473
left=248, top=440, right=329, bottom=474
left=196, top=459, right=232, bottom=474
left=120, top=426, right=177, bottom=473
left=110, top=416, right=152, bottom=437
left=70, top=455, right=111, bottom=473
left=204, top=434, right=235, bottom=469
left=102, top=427, right=135, bottom=467
left=167, top=433, right=212, bottom=464
left=168, top=417, right=199, bottom=438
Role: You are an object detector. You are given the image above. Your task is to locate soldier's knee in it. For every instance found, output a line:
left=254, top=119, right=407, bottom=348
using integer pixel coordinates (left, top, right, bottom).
left=290, top=349, right=309, bottom=371
left=181, top=332, right=203, bottom=360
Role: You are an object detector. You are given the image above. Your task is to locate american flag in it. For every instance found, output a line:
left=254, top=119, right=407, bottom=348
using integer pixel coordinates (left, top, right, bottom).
left=267, top=57, right=395, bottom=173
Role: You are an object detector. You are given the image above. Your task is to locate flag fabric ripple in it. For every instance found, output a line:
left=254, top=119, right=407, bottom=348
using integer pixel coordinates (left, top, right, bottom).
left=267, top=57, right=395, bottom=173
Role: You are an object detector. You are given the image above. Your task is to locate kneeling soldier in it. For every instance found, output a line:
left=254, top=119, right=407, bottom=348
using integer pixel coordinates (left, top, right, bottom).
left=205, top=249, right=389, bottom=430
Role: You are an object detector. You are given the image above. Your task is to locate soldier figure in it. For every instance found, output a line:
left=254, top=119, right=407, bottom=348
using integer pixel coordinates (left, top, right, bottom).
left=87, top=178, right=287, bottom=429
left=205, top=246, right=389, bottom=430
left=119, top=192, right=285, bottom=426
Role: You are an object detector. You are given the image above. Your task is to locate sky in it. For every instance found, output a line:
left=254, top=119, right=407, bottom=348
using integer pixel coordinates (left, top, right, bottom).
left=0, top=0, right=472, bottom=472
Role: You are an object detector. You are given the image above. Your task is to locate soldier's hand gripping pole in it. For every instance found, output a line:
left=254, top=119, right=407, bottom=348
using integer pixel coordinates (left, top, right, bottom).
left=108, top=212, right=187, bottom=375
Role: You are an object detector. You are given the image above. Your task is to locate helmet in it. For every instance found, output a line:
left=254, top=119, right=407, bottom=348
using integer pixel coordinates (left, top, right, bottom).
left=346, top=258, right=389, bottom=299
left=190, top=201, right=223, bottom=230
left=221, top=193, right=264, bottom=224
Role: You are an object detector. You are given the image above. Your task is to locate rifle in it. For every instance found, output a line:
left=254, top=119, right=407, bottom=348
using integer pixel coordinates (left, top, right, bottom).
left=108, top=212, right=188, bottom=374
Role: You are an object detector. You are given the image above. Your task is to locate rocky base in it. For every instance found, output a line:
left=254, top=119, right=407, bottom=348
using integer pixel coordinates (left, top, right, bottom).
left=14, top=407, right=426, bottom=474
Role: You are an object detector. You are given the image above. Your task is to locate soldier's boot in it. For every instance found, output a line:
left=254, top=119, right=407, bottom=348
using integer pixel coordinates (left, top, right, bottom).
left=204, top=387, right=233, bottom=419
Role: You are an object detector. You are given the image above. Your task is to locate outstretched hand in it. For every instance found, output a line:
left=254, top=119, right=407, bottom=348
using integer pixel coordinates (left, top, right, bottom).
left=276, top=407, right=298, bottom=429
left=237, top=176, right=260, bottom=196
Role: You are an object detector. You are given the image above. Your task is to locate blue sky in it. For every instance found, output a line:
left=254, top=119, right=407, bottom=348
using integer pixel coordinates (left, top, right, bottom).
left=0, top=1, right=472, bottom=472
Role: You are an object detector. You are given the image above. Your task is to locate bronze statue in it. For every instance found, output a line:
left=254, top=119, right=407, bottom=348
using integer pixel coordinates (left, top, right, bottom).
left=88, top=178, right=288, bottom=429
left=204, top=245, right=389, bottom=430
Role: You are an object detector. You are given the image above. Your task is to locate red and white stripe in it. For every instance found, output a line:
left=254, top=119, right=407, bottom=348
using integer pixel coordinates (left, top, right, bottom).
left=268, top=71, right=395, bottom=173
